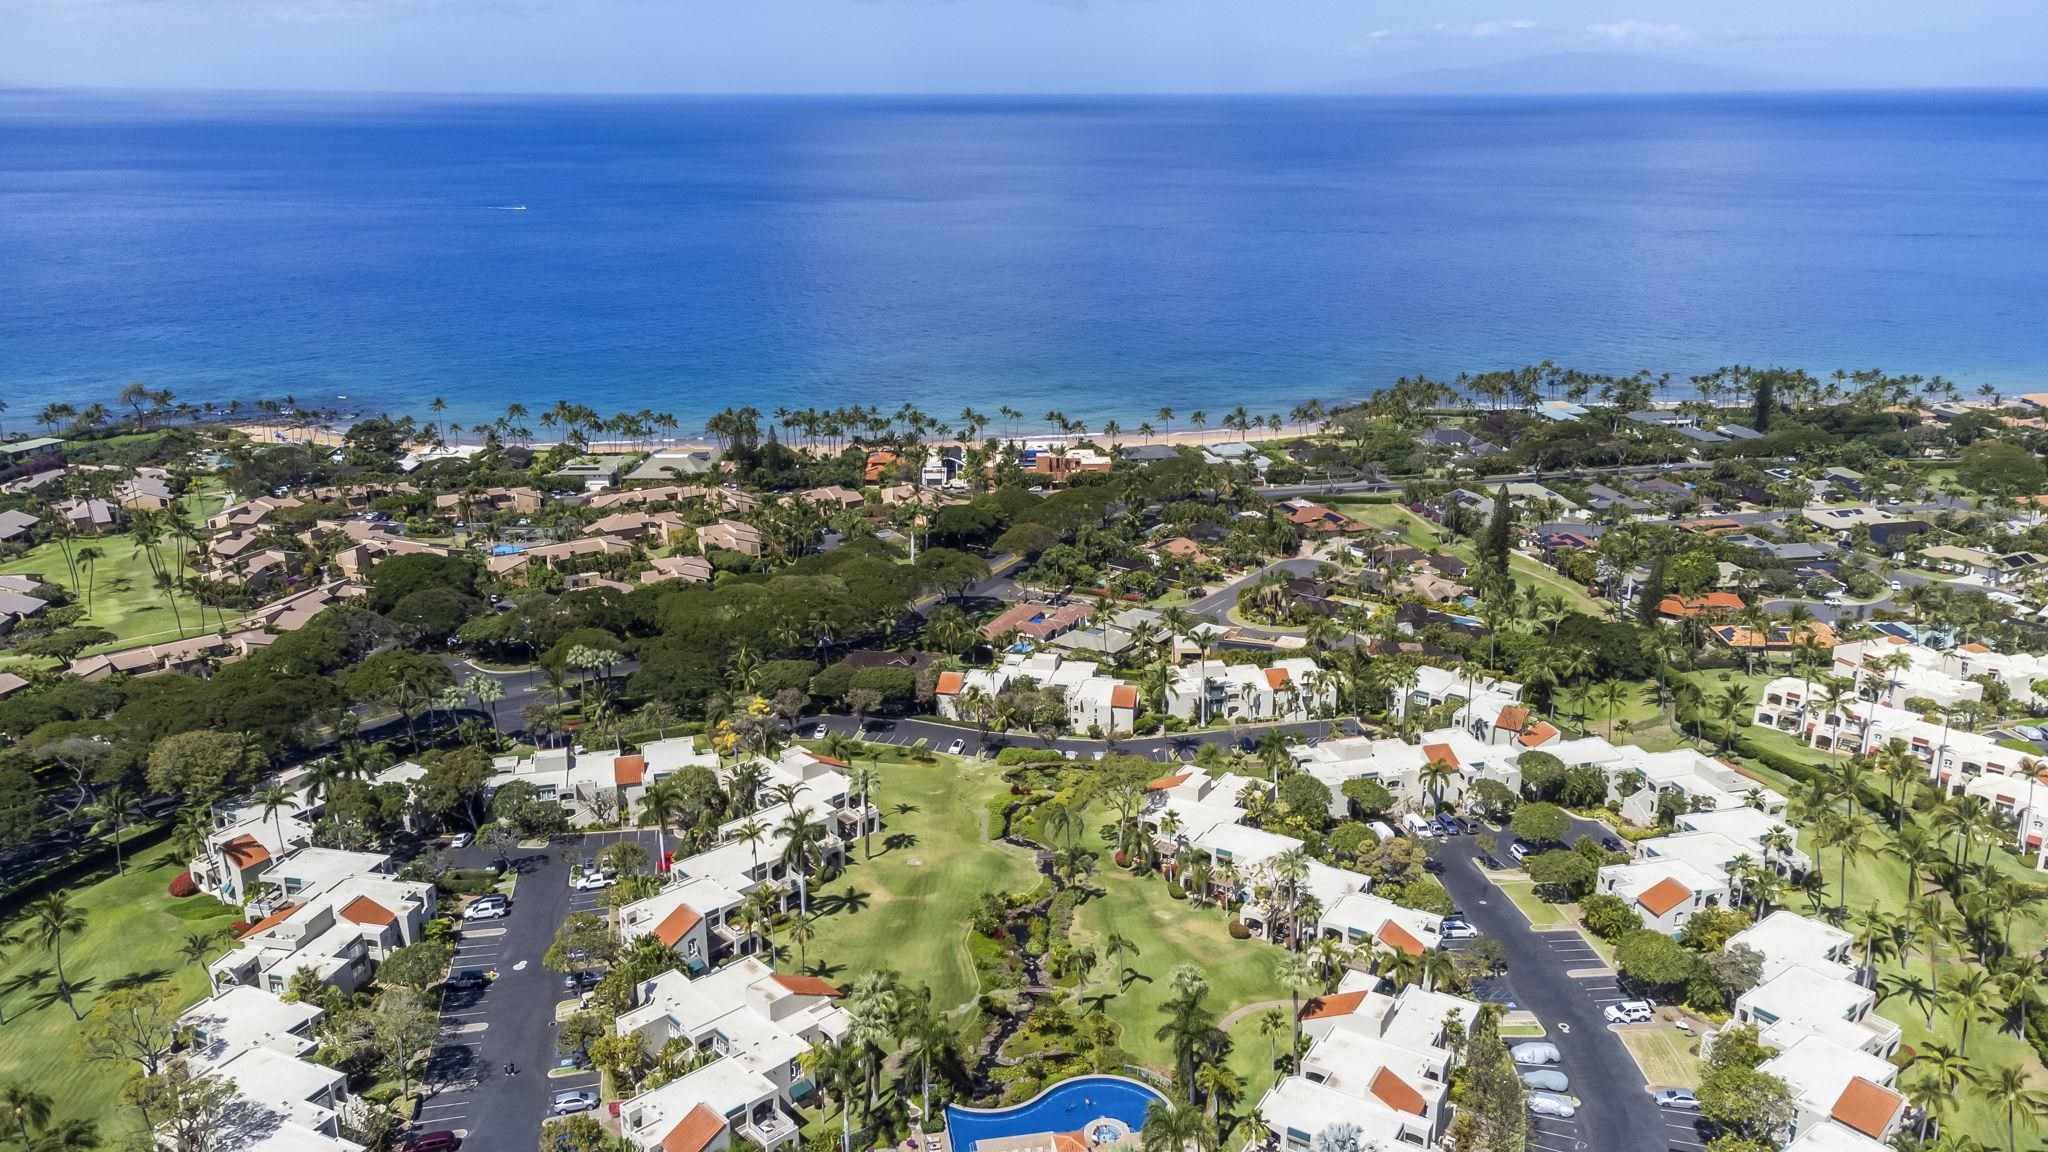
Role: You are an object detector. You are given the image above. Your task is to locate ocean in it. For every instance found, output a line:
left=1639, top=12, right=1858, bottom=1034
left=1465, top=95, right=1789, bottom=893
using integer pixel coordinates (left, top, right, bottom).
left=1, top=90, right=2044, bottom=432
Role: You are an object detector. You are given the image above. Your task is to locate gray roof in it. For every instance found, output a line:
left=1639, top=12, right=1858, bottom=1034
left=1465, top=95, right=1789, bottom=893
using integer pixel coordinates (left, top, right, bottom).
left=1716, top=424, right=1763, bottom=440
left=1120, top=444, right=1182, bottom=462
left=0, top=509, right=36, bottom=539
left=1672, top=426, right=1728, bottom=443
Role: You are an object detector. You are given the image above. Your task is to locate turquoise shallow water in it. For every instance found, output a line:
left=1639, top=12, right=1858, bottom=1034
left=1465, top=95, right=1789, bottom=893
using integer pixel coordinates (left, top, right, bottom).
left=2, top=90, right=2044, bottom=429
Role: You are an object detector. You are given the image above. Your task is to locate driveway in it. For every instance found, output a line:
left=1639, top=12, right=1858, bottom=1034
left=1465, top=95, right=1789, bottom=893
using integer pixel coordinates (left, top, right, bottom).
left=1430, top=827, right=1697, bottom=1152
left=416, top=829, right=659, bottom=1145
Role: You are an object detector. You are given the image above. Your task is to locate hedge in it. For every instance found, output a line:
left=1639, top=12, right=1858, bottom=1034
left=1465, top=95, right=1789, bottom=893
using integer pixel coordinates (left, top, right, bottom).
left=997, top=748, right=1067, bottom=766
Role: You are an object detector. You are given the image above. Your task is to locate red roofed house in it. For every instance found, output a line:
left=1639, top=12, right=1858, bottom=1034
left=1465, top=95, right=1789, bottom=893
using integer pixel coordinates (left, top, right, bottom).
left=1597, top=859, right=1726, bottom=934
left=1658, top=592, right=1744, bottom=620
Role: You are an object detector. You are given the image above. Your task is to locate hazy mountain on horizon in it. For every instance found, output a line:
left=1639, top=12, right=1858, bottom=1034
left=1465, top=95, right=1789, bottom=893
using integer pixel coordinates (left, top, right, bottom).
left=1350, top=51, right=1821, bottom=95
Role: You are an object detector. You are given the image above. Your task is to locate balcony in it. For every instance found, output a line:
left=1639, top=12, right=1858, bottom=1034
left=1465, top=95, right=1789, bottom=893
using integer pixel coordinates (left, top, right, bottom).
left=737, top=1103, right=802, bottom=1149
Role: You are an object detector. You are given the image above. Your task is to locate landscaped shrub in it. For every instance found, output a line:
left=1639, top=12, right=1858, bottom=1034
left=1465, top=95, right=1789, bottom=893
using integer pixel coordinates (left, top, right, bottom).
left=168, top=872, right=198, bottom=898
left=1228, top=920, right=1252, bottom=940
left=1166, top=882, right=1187, bottom=901
left=228, top=920, right=253, bottom=936
left=997, top=748, right=1066, bottom=766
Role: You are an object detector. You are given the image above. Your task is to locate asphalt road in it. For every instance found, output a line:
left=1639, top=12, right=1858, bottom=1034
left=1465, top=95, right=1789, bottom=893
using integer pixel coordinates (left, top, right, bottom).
left=1430, top=821, right=1702, bottom=1152
left=417, top=828, right=659, bottom=1147
left=801, top=713, right=1365, bottom=761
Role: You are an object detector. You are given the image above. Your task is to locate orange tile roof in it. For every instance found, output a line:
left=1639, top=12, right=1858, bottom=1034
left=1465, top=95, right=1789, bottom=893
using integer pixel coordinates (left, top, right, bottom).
left=653, top=903, right=703, bottom=948
left=1265, top=667, right=1292, bottom=690
left=1830, top=1076, right=1904, bottom=1139
left=338, top=895, right=396, bottom=927
left=613, top=754, right=646, bottom=787
left=237, top=903, right=302, bottom=940
left=1518, top=722, right=1559, bottom=747
left=1960, top=643, right=1990, bottom=654
left=1377, top=920, right=1426, bottom=957
left=1635, top=877, right=1694, bottom=917
left=771, top=973, right=842, bottom=997
left=1299, top=990, right=1369, bottom=1021
left=662, top=1104, right=728, bottom=1152
left=1369, top=1067, right=1428, bottom=1116
left=1148, top=772, right=1192, bottom=792
left=935, top=670, right=964, bottom=695
left=1421, top=743, right=1460, bottom=771
left=1110, top=683, right=1137, bottom=709
left=807, top=753, right=850, bottom=768
left=1051, top=1134, right=1091, bottom=1152
left=221, top=834, right=271, bottom=869
left=1496, top=705, right=1529, bottom=731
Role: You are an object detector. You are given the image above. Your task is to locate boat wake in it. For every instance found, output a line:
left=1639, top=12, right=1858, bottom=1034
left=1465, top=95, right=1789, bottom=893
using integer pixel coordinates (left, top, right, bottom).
left=486, top=205, right=528, bottom=211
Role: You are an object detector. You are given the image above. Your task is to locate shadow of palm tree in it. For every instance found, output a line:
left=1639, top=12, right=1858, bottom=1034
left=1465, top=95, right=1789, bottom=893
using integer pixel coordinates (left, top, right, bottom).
left=105, top=967, right=173, bottom=991
left=817, top=888, right=873, bottom=916
left=881, top=833, right=918, bottom=853
left=892, top=803, right=921, bottom=816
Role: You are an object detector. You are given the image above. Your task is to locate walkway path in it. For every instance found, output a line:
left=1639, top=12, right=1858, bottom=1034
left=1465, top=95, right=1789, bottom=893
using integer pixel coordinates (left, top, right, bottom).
left=1217, top=999, right=1293, bottom=1031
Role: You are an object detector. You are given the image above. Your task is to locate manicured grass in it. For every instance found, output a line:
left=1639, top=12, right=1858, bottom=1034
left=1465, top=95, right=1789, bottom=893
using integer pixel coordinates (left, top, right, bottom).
left=1616, top=1026, right=1703, bottom=1089
left=1333, top=501, right=1604, bottom=614
left=0, top=534, right=214, bottom=652
left=785, top=753, right=1040, bottom=1015
left=0, top=839, right=242, bottom=1140
left=1488, top=875, right=1573, bottom=930
left=1068, top=866, right=1288, bottom=1099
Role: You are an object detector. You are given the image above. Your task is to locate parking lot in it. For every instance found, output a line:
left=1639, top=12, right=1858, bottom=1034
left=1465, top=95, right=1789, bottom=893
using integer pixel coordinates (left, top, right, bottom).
left=413, top=828, right=665, bottom=1147
left=1431, top=819, right=1705, bottom=1152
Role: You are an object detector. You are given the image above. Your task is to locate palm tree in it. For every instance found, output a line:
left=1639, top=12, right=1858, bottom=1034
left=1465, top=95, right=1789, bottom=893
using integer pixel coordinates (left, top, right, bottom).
left=1419, top=756, right=1459, bottom=817
left=1973, top=1064, right=2048, bottom=1151
left=846, top=971, right=898, bottom=1112
left=1274, top=952, right=1314, bottom=1071
left=846, top=763, right=880, bottom=860
left=257, top=785, right=298, bottom=854
left=470, top=675, right=505, bottom=730
left=637, top=779, right=681, bottom=870
left=1140, top=1098, right=1208, bottom=1152
left=0, top=1086, right=52, bottom=1150
left=1943, top=968, right=2002, bottom=1056
left=777, top=809, right=825, bottom=916
left=25, top=895, right=86, bottom=1020
left=82, top=785, right=141, bottom=875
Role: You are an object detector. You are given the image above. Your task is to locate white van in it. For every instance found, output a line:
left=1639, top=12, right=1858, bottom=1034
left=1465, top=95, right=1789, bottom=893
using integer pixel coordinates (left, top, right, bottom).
left=1367, top=821, right=1400, bottom=842
left=1401, top=812, right=1437, bottom=839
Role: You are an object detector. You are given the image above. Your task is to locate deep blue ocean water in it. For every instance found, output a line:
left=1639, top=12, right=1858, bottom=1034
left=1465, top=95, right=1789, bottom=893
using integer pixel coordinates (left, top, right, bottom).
left=2, top=90, right=2044, bottom=431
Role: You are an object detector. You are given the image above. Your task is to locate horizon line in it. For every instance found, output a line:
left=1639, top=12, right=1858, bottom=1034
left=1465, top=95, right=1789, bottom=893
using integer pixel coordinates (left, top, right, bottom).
left=6, top=82, right=2048, bottom=100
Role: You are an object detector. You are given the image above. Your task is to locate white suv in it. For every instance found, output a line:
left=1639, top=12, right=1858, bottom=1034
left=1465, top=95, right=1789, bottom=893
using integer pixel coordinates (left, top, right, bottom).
left=1603, top=999, right=1655, bottom=1024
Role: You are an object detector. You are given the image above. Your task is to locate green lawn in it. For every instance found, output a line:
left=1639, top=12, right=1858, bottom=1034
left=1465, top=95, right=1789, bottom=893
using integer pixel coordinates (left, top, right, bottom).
left=1488, top=874, right=1574, bottom=930
left=783, top=752, right=1040, bottom=1015
left=1, top=534, right=214, bottom=653
left=1068, top=866, right=1289, bottom=1098
left=0, top=839, right=242, bottom=1141
left=1616, top=1026, right=1703, bottom=1089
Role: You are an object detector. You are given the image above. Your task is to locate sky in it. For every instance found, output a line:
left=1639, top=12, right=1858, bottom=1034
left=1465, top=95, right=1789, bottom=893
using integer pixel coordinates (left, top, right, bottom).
left=2, top=0, right=2044, bottom=93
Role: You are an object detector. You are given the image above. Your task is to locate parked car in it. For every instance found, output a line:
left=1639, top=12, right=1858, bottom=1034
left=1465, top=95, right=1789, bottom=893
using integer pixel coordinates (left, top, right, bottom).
left=561, top=970, right=604, bottom=992
left=1604, top=1000, right=1655, bottom=1024
left=947, top=738, right=966, bottom=756
left=1653, top=1089, right=1701, bottom=1112
left=1061, top=750, right=1077, bottom=760
left=571, top=872, right=614, bottom=891
left=812, top=723, right=829, bottom=739
left=444, top=970, right=487, bottom=990
left=1434, top=815, right=1461, bottom=837
left=549, top=1091, right=600, bottom=1116
left=1440, top=920, right=1479, bottom=940
left=1458, top=816, right=1483, bottom=834
left=1527, top=1092, right=1577, bottom=1118
left=463, top=896, right=509, bottom=921
left=1401, top=813, right=1437, bottom=839
left=1520, top=1070, right=1569, bottom=1093
left=1511, top=1042, right=1560, bottom=1065
left=448, top=832, right=472, bottom=849
left=1600, top=836, right=1625, bottom=852
left=555, top=1050, right=592, bottom=1071
left=404, top=1132, right=460, bottom=1152
left=1508, top=841, right=1533, bottom=863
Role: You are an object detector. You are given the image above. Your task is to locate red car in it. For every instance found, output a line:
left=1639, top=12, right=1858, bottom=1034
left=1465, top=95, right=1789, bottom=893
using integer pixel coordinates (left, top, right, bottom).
left=405, top=1132, right=460, bottom=1152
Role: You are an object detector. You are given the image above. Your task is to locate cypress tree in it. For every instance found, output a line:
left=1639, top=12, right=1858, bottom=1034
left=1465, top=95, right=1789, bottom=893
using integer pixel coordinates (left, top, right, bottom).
left=1636, top=557, right=1667, bottom=626
left=1752, top=371, right=1776, bottom=432
left=1485, top=484, right=1513, bottom=572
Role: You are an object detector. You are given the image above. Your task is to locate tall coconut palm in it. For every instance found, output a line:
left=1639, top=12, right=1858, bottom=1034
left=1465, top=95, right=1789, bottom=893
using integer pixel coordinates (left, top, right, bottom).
left=25, top=895, right=86, bottom=1019
left=257, top=786, right=298, bottom=855
left=777, top=809, right=825, bottom=916
left=1943, top=968, right=2002, bottom=1056
left=1973, top=1064, right=2048, bottom=1151
left=1274, top=952, right=1315, bottom=1071
left=639, top=780, right=681, bottom=871
left=846, top=763, right=880, bottom=860
left=845, top=971, right=898, bottom=1112
left=0, top=1086, right=52, bottom=1149
left=82, top=785, right=141, bottom=875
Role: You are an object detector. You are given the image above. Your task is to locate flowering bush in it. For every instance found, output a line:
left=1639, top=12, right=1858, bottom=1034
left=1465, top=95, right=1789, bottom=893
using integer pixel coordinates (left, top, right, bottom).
left=168, top=873, right=198, bottom=898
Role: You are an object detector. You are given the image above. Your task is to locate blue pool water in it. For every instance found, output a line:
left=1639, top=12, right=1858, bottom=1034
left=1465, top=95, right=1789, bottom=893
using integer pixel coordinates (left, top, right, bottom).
left=945, top=1076, right=1166, bottom=1152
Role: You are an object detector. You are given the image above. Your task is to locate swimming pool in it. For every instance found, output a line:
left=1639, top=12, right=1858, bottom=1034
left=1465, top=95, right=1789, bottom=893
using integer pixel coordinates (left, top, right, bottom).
left=945, top=1076, right=1166, bottom=1152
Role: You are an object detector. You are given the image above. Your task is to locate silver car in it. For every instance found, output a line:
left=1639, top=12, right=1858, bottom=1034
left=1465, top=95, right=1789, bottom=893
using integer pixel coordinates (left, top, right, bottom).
left=549, top=1090, right=599, bottom=1116
left=1520, top=1069, right=1570, bottom=1093
left=1510, top=1042, right=1560, bottom=1065
left=1654, top=1089, right=1701, bottom=1112
left=1527, top=1092, right=1578, bottom=1118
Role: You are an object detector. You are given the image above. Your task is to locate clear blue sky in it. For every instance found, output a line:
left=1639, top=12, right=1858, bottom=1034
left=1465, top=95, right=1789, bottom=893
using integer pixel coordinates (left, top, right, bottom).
left=3, top=0, right=2042, bottom=93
